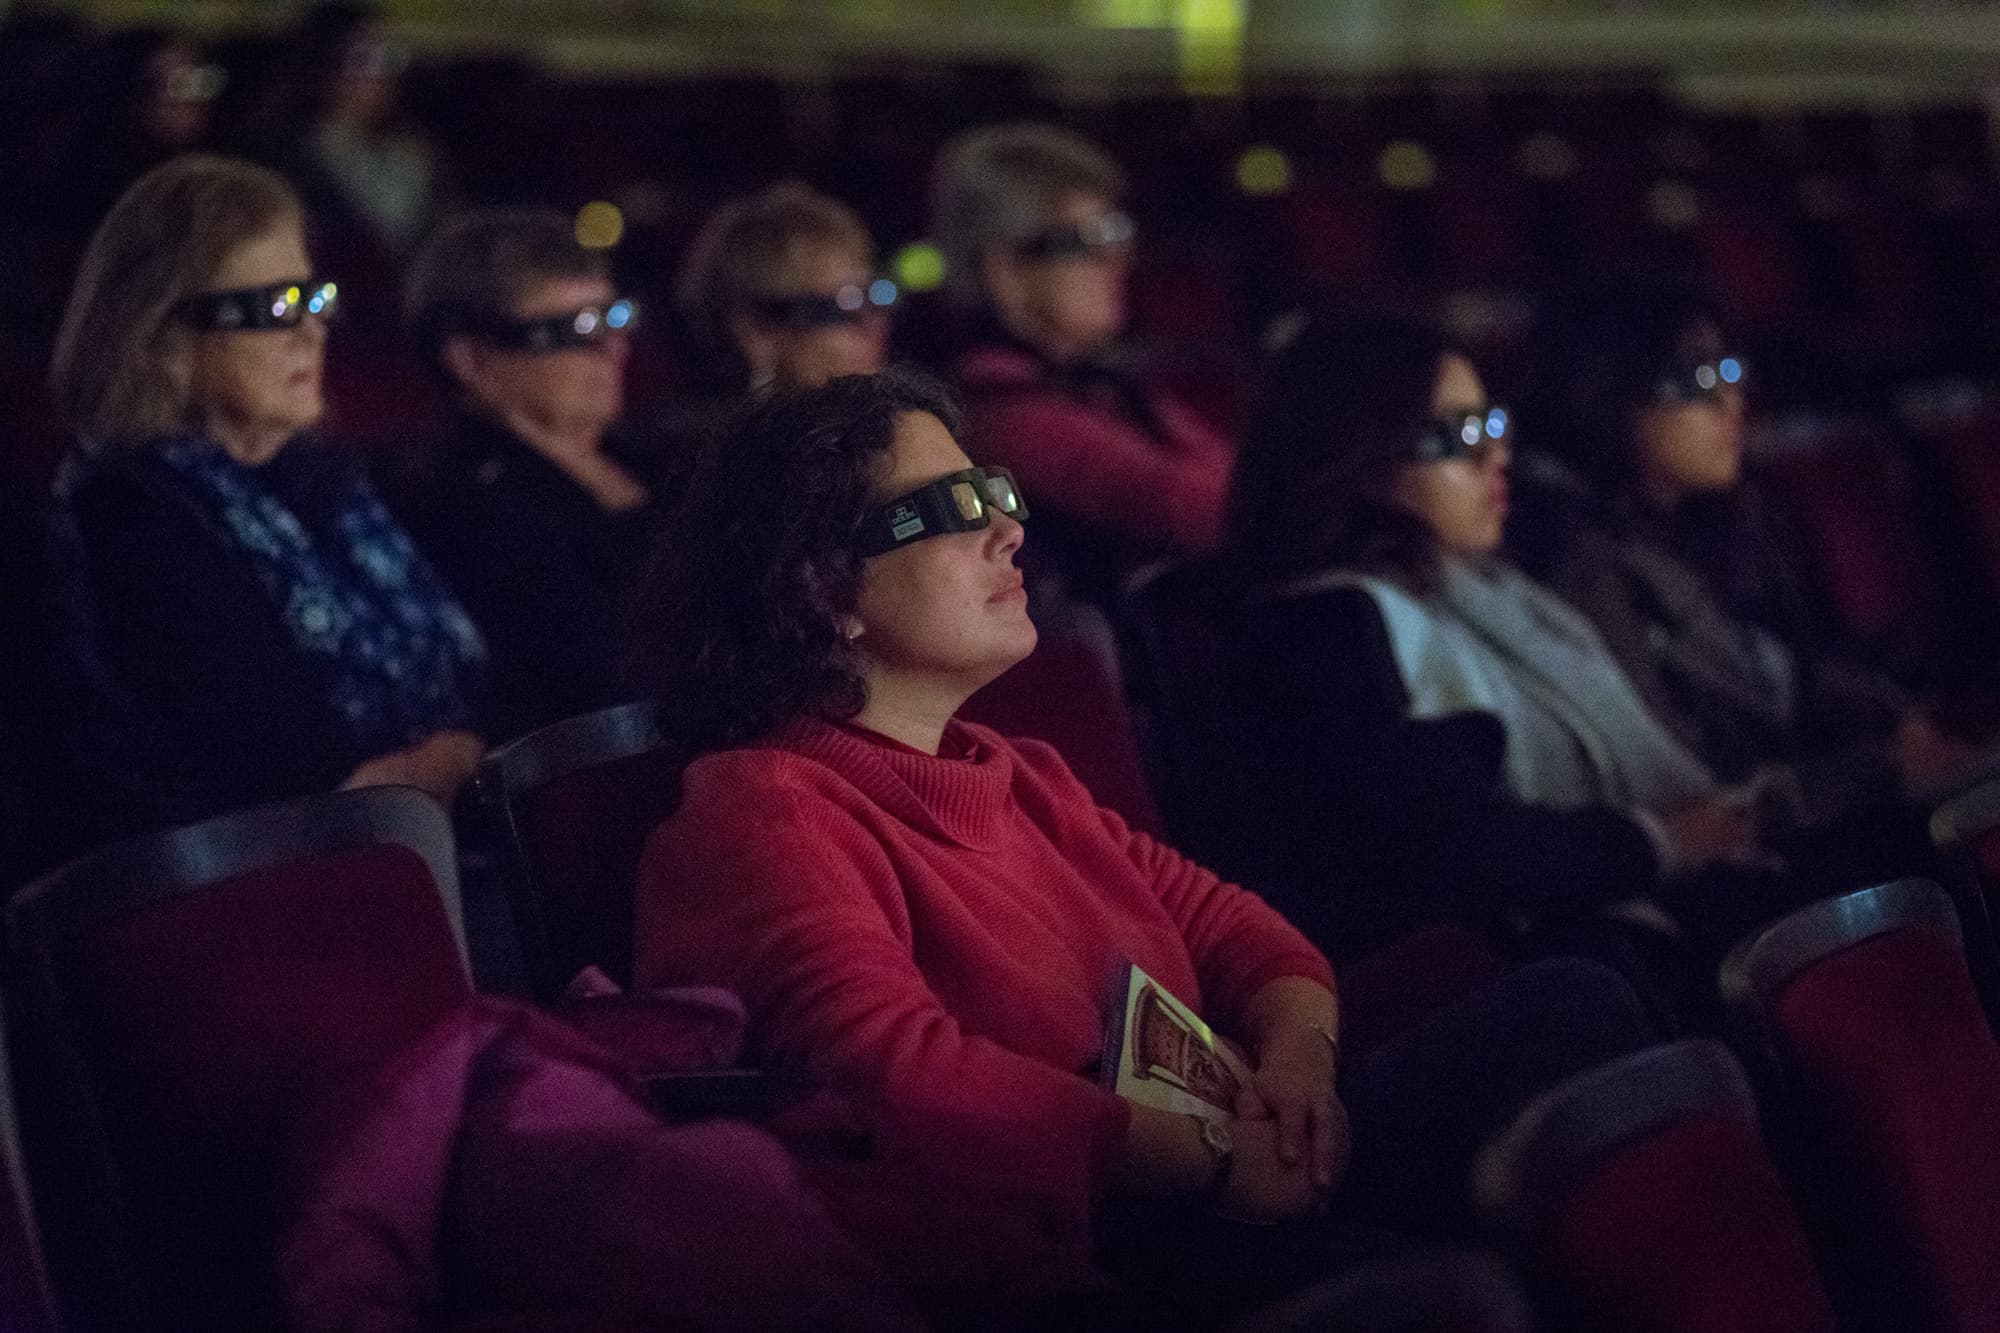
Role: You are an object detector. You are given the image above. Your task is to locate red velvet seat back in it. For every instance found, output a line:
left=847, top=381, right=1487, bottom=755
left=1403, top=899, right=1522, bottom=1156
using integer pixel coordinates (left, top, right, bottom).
left=1771, top=927, right=2000, bottom=1331
left=961, top=602, right=1164, bottom=837
left=512, top=745, right=686, bottom=992
left=1553, top=1108, right=1833, bottom=1333
left=1757, top=436, right=1930, bottom=645
left=39, top=842, right=470, bottom=1329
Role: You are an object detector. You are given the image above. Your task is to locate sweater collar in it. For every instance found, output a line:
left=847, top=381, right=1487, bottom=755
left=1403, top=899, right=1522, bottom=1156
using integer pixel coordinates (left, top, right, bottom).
left=780, top=716, right=1013, bottom=850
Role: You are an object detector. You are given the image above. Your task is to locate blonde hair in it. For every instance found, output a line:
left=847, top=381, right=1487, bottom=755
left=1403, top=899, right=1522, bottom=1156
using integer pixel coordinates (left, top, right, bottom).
left=674, top=181, right=873, bottom=382
left=50, top=154, right=303, bottom=449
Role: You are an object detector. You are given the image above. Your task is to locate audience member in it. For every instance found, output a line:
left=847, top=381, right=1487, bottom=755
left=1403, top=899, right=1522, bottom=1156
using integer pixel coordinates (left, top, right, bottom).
left=46, top=154, right=485, bottom=840
left=1513, top=279, right=1984, bottom=878
left=63, top=27, right=222, bottom=230
left=400, top=207, right=651, bottom=744
left=932, top=123, right=1234, bottom=601
left=1220, top=312, right=1768, bottom=963
left=674, top=180, right=894, bottom=396
left=626, top=369, right=1652, bottom=1328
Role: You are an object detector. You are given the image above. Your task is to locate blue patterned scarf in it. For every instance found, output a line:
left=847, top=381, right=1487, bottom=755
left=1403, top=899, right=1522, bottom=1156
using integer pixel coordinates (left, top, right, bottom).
left=158, top=437, right=486, bottom=753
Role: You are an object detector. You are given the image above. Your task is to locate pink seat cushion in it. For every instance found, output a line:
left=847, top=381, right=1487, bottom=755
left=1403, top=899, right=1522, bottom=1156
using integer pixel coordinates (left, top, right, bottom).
left=1775, top=927, right=2000, bottom=1330
left=1555, top=1109, right=1834, bottom=1333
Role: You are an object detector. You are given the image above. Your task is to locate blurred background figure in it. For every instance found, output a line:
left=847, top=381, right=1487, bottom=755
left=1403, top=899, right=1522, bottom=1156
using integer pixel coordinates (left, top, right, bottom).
left=63, top=26, right=223, bottom=229
left=670, top=180, right=893, bottom=426
left=933, top=122, right=1235, bottom=604
left=1219, top=310, right=1766, bottom=971
left=45, top=154, right=484, bottom=848
left=1512, top=278, right=1987, bottom=886
left=400, top=206, right=653, bottom=745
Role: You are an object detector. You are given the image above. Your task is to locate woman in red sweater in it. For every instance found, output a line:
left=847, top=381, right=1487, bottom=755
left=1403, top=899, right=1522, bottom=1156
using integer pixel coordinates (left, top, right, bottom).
left=627, top=370, right=1649, bottom=1327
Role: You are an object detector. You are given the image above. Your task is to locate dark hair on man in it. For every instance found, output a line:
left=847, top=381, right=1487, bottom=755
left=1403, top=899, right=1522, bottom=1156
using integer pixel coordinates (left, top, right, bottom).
left=1229, top=310, right=1460, bottom=594
left=1518, top=276, right=1724, bottom=497
left=405, top=207, right=610, bottom=383
left=626, top=367, right=964, bottom=755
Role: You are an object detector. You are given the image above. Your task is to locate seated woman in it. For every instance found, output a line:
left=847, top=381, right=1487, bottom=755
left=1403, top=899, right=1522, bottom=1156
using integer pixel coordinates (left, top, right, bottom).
left=1219, top=312, right=1768, bottom=963
left=1512, top=280, right=1981, bottom=881
left=674, top=180, right=894, bottom=397
left=46, top=153, right=484, bottom=840
left=628, top=369, right=1650, bottom=1328
left=932, top=123, right=1235, bottom=602
left=400, top=206, right=651, bottom=743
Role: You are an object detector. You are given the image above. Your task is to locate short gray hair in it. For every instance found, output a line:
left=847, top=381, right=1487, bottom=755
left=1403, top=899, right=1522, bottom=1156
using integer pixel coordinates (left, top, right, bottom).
left=929, top=123, right=1124, bottom=308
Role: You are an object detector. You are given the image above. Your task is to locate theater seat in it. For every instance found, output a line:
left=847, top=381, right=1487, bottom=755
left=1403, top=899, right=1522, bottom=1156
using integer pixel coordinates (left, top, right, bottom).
left=478, top=700, right=684, bottom=998
left=5, top=785, right=471, bottom=1332
left=1225, top=1246, right=1535, bottom=1333
left=0, top=1000, right=58, bottom=1333
left=1476, top=1039, right=1834, bottom=1333
left=1928, top=776, right=2000, bottom=1025
left=1721, top=878, right=2000, bottom=1332
left=960, top=598, right=1164, bottom=837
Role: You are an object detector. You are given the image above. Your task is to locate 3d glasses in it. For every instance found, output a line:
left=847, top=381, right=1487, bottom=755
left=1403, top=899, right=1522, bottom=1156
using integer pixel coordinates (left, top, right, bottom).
left=1414, top=405, right=1511, bottom=463
left=747, top=280, right=900, bottom=331
left=476, top=297, right=639, bottom=353
left=1014, top=211, right=1135, bottom=262
left=1653, top=354, right=1747, bottom=406
left=856, top=466, right=1029, bottom=557
left=177, top=278, right=339, bottom=332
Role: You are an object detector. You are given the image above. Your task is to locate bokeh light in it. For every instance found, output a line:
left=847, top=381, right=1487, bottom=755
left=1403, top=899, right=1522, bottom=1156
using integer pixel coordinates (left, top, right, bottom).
left=574, top=200, right=625, bottom=250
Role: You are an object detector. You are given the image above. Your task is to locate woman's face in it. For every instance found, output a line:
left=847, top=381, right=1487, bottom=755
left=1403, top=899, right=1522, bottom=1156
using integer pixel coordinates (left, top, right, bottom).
left=186, top=218, right=327, bottom=465
left=450, top=271, right=630, bottom=442
left=852, top=411, right=1037, bottom=697
left=732, top=242, right=891, bottom=390
left=1633, top=317, right=1746, bottom=505
left=1388, top=353, right=1510, bottom=558
left=986, top=191, right=1130, bottom=362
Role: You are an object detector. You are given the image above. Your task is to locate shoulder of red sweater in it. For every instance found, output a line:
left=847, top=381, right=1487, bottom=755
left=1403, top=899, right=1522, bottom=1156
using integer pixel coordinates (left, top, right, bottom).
left=675, top=743, right=855, bottom=805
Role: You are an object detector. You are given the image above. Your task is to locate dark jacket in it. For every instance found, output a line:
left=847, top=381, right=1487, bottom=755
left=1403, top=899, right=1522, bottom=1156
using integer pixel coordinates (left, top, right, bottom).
left=1510, top=458, right=1903, bottom=830
left=50, top=440, right=429, bottom=839
left=1215, top=582, right=1660, bottom=962
left=396, top=414, right=659, bottom=746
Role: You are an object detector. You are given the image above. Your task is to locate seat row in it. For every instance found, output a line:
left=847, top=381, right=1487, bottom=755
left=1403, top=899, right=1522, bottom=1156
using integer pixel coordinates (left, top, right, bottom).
left=3, top=700, right=1999, bottom=1329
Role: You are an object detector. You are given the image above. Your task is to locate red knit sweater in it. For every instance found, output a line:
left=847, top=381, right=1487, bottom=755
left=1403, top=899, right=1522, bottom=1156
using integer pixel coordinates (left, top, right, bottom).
left=633, top=717, right=1333, bottom=1239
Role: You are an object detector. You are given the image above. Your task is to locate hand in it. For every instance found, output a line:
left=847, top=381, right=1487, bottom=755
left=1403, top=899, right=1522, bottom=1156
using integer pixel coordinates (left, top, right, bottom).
left=1659, top=795, right=1763, bottom=873
left=340, top=729, right=484, bottom=805
left=1213, top=1114, right=1343, bottom=1225
left=1890, top=710, right=1982, bottom=803
left=1235, top=1024, right=1350, bottom=1194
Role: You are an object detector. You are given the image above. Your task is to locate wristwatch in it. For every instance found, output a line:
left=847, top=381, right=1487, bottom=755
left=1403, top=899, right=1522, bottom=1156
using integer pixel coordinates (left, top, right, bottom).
left=1189, top=1113, right=1236, bottom=1206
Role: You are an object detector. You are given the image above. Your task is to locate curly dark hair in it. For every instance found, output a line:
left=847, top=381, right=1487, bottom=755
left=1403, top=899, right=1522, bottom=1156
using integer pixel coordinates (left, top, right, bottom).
left=626, top=367, right=964, bottom=755
left=1228, top=310, right=1461, bottom=593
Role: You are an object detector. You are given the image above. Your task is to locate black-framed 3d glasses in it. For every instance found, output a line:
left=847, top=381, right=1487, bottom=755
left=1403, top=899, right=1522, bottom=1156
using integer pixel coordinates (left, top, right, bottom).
left=475, top=298, right=639, bottom=353
left=1653, top=354, right=1747, bottom=406
left=1415, top=405, right=1511, bottom=463
left=177, top=278, right=339, bottom=332
left=1014, top=211, right=1135, bottom=263
left=856, top=466, right=1029, bottom=557
left=746, top=279, right=900, bottom=332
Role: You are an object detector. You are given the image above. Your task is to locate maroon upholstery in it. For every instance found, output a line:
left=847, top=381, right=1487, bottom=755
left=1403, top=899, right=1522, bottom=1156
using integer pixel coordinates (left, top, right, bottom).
left=1771, top=927, right=2000, bottom=1331
left=961, top=602, right=1165, bottom=837
left=39, top=841, right=469, bottom=1328
left=1338, top=923, right=1509, bottom=1058
left=1553, top=1108, right=1834, bottom=1333
left=1756, top=436, right=1930, bottom=645
left=511, top=744, right=686, bottom=990
left=0, top=1056, right=56, bottom=1333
